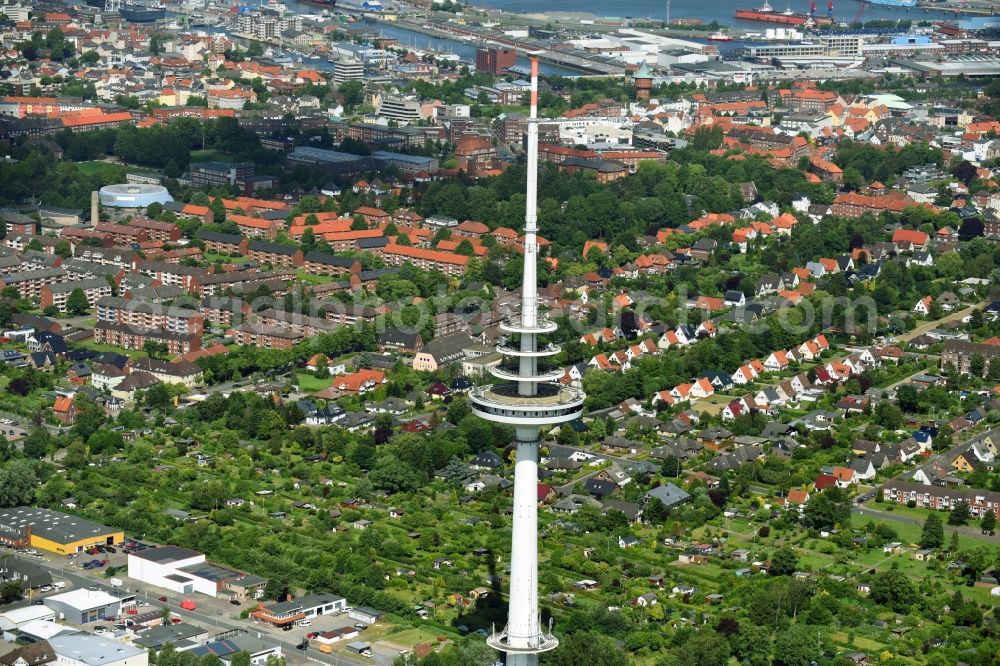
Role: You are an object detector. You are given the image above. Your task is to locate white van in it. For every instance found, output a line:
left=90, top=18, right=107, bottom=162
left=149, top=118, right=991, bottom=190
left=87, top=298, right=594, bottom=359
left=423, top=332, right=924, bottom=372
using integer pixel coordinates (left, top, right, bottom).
left=52, top=581, right=66, bottom=590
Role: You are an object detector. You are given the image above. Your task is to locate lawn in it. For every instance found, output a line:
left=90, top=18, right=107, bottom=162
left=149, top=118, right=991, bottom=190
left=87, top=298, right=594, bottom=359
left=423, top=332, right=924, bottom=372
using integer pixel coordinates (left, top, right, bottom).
left=205, top=252, right=247, bottom=264
left=295, top=270, right=333, bottom=285
left=75, top=161, right=136, bottom=178
left=829, top=631, right=888, bottom=652
left=190, top=150, right=234, bottom=163
left=382, top=626, right=456, bottom=647
left=855, top=508, right=997, bottom=548
left=295, top=372, right=333, bottom=392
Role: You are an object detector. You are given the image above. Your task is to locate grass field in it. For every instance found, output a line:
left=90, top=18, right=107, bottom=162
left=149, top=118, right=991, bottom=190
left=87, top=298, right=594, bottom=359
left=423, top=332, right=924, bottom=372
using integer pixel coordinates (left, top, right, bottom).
left=190, top=150, right=234, bottom=164
left=75, top=161, right=135, bottom=178
left=205, top=252, right=247, bottom=264
left=295, top=372, right=333, bottom=392
left=295, top=270, right=332, bottom=285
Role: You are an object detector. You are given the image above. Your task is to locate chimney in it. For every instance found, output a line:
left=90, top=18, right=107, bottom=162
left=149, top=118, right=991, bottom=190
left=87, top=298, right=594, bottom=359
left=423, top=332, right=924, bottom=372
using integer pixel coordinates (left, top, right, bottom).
left=90, top=191, right=99, bottom=226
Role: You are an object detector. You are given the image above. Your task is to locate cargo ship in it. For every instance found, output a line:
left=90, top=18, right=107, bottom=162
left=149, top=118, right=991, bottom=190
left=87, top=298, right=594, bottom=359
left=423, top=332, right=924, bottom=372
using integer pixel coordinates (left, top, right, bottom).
left=298, top=0, right=337, bottom=6
left=735, top=1, right=810, bottom=25
left=861, top=0, right=916, bottom=6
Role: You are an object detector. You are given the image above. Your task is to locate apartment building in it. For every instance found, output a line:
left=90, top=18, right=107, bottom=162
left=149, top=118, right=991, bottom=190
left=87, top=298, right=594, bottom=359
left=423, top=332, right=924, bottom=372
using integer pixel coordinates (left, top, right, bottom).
left=230, top=214, right=279, bottom=240
left=941, top=340, right=1000, bottom=375
left=246, top=240, right=303, bottom=268
left=882, top=479, right=1000, bottom=517
left=0, top=267, right=67, bottom=300
left=39, top=278, right=112, bottom=313
left=255, top=308, right=336, bottom=336
left=302, top=252, right=359, bottom=277
left=94, top=321, right=201, bottom=355
left=196, top=230, right=248, bottom=255
left=319, top=302, right=383, bottom=326
left=230, top=323, right=303, bottom=350
left=96, top=296, right=205, bottom=335
left=130, top=218, right=181, bottom=243
left=94, top=224, right=149, bottom=245
left=323, top=230, right=385, bottom=252
left=136, top=261, right=207, bottom=292
left=383, top=244, right=469, bottom=277
left=200, top=297, right=251, bottom=328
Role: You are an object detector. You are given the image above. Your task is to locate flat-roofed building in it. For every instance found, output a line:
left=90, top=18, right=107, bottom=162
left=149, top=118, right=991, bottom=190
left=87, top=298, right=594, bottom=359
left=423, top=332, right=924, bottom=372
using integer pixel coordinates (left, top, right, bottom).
left=44, top=589, right=122, bottom=624
left=47, top=634, right=147, bottom=666
left=0, top=507, right=123, bottom=555
left=249, top=593, right=346, bottom=628
left=127, top=546, right=265, bottom=600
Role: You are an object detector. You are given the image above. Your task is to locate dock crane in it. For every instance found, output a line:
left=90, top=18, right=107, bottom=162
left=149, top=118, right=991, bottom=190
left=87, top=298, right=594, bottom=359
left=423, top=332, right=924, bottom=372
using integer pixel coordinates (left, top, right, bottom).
left=853, top=0, right=866, bottom=24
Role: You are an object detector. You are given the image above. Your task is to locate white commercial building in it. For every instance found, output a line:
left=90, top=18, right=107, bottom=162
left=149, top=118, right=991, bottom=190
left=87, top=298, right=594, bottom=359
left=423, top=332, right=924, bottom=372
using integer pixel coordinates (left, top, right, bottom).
left=0, top=605, right=55, bottom=639
left=127, top=546, right=266, bottom=600
left=44, top=589, right=121, bottom=624
left=127, top=546, right=211, bottom=596
left=50, top=633, right=148, bottom=666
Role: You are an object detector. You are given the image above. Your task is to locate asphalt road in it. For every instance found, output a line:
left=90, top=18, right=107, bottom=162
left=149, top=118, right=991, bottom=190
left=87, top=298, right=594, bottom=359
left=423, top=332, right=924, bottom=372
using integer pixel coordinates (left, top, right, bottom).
left=11, top=557, right=375, bottom=666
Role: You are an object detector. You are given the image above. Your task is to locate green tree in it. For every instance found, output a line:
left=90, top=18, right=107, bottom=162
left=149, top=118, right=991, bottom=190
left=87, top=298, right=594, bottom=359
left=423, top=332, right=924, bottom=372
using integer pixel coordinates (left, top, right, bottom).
left=769, top=546, right=798, bottom=576
left=541, top=631, right=630, bottom=666
left=144, top=340, right=168, bottom=359
left=919, top=512, right=944, bottom=548
left=677, top=633, right=730, bottom=666
left=803, top=487, right=851, bottom=530
left=772, top=624, right=819, bottom=666
left=896, top=384, right=920, bottom=412
left=339, top=80, right=364, bottom=109
left=970, top=353, right=986, bottom=377
left=0, top=580, right=23, bottom=603
left=874, top=402, right=903, bottom=429
left=949, top=501, right=971, bottom=526
left=65, top=287, right=90, bottom=316
left=730, top=624, right=771, bottom=666
left=982, top=509, right=996, bottom=534
left=870, top=568, right=915, bottom=612
left=22, top=429, right=51, bottom=459
left=0, top=460, right=37, bottom=508
left=957, top=545, right=993, bottom=583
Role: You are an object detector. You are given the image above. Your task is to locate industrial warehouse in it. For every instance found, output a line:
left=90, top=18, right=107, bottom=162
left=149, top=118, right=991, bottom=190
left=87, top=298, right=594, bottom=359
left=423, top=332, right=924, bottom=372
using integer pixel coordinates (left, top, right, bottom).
left=0, top=508, right=123, bottom=555
left=126, top=546, right=266, bottom=601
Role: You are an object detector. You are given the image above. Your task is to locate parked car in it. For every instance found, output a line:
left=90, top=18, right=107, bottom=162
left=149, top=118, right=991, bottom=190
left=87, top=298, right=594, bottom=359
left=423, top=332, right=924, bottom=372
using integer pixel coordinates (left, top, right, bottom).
left=354, top=624, right=366, bottom=630
left=296, top=642, right=308, bottom=651
left=158, top=596, right=168, bottom=602
left=170, top=618, right=182, bottom=624
left=229, top=599, right=241, bottom=605
left=294, top=620, right=311, bottom=627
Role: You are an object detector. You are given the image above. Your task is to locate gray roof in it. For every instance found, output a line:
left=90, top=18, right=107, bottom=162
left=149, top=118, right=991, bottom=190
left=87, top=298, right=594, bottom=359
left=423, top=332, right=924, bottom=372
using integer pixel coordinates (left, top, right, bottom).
left=133, top=623, right=206, bottom=649
left=0, top=507, right=117, bottom=545
left=645, top=483, right=690, bottom=508
left=129, top=545, right=201, bottom=564
left=48, top=634, right=145, bottom=666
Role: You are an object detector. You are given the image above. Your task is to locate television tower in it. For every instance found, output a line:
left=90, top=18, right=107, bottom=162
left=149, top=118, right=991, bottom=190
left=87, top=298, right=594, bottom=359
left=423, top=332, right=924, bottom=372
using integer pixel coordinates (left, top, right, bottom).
left=471, top=55, right=585, bottom=666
